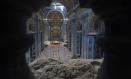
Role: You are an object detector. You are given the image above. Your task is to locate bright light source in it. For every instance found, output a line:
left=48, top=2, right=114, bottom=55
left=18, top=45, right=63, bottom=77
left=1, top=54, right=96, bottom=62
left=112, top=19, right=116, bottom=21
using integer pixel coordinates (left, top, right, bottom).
left=43, top=18, right=48, bottom=21
left=64, top=18, right=68, bottom=21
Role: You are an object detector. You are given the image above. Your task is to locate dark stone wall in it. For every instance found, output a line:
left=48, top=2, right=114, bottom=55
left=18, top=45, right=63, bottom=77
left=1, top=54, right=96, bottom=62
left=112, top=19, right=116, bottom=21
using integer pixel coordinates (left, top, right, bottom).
left=1, top=0, right=50, bottom=79
left=80, top=0, right=131, bottom=79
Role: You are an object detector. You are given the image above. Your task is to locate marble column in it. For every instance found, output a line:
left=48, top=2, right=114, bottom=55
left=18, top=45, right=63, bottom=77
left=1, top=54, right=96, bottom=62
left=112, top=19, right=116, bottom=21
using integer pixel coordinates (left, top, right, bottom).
left=71, top=16, right=77, bottom=55
left=81, top=12, right=88, bottom=59
left=34, top=15, right=41, bottom=58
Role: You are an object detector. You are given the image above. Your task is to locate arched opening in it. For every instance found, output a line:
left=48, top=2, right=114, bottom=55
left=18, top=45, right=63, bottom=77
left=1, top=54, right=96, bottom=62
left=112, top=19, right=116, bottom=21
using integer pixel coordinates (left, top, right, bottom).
left=26, top=1, right=105, bottom=79
left=47, top=11, right=63, bottom=41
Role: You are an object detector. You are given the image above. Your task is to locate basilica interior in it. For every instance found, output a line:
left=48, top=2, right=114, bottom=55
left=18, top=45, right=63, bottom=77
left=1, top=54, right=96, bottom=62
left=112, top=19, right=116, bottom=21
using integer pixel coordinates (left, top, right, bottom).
left=24, top=0, right=105, bottom=78
left=2, top=0, right=131, bottom=79
left=26, top=0, right=105, bottom=62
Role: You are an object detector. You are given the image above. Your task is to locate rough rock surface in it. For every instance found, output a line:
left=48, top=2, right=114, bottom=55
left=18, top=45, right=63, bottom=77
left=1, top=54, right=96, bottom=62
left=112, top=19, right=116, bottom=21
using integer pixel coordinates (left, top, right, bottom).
left=30, top=58, right=103, bottom=79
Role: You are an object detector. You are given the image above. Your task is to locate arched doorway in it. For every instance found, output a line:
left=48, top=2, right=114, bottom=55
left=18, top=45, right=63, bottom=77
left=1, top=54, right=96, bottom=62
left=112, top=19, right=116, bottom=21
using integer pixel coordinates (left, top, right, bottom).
left=47, top=11, right=63, bottom=41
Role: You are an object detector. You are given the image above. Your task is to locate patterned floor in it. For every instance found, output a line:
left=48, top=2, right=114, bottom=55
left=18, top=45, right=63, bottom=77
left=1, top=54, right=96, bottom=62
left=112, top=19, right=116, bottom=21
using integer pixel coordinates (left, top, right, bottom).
left=40, top=45, right=73, bottom=63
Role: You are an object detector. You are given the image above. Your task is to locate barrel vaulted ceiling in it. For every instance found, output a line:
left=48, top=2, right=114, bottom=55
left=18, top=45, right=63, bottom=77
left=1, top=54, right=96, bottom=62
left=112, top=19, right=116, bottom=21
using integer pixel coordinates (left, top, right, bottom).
left=50, top=0, right=79, bottom=11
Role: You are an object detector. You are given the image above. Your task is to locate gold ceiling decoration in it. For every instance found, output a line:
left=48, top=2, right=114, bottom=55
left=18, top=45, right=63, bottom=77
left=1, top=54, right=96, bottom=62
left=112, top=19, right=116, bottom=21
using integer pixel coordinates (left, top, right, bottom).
left=47, top=11, right=63, bottom=27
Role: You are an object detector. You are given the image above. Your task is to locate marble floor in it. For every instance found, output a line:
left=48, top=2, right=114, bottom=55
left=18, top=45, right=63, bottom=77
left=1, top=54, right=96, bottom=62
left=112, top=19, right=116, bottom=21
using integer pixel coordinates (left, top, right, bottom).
left=39, top=44, right=73, bottom=63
